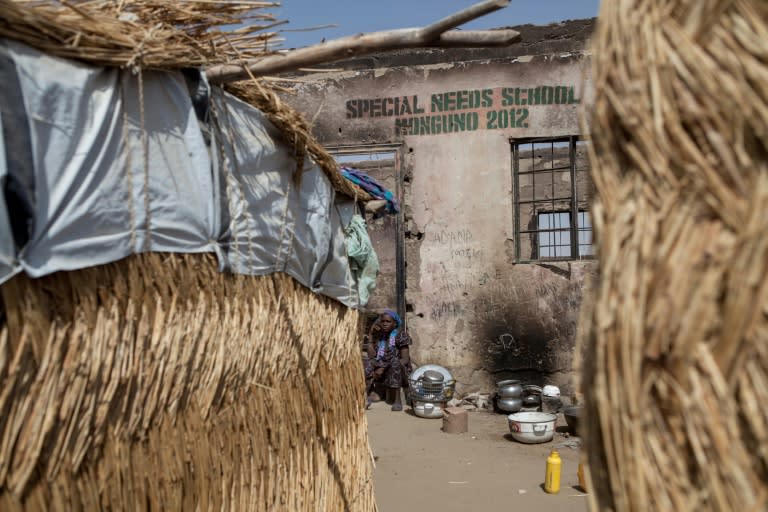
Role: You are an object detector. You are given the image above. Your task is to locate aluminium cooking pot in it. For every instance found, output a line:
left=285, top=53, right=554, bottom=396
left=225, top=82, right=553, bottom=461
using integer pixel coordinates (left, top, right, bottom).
left=496, top=380, right=523, bottom=398
left=523, top=394, right=541, bottom=406
left=496, top=396, right=523, bottom=412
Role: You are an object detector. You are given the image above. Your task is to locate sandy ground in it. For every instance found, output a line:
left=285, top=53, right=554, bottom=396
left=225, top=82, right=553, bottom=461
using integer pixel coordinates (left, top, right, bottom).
left=366, top=402, right=589, bottom=512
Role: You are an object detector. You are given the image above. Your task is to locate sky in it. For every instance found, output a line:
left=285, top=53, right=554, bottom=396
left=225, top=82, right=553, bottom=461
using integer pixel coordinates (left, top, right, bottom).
left=272, top=0, right=601, bottom=49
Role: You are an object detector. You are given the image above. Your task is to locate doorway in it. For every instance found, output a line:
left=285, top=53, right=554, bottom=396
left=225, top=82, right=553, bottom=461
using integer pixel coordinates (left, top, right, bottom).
left=329, top=144, right=406, bottom=322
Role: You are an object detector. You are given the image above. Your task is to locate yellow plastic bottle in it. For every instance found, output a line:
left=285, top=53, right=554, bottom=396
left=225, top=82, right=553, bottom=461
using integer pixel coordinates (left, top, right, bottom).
left=544, top=449, right=562, bottom=494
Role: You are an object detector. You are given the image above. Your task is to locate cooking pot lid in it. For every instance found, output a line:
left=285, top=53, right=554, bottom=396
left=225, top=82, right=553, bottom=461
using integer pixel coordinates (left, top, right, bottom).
left=422, top=370, right=444, bottom=382
left=411, top=364, right=453, bottom=382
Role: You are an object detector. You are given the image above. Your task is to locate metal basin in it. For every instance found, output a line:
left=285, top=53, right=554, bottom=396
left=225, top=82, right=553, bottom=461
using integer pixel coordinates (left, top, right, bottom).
left=507, top=412, right=557, bottom=444
left=413, top=400, right=445, bottom=419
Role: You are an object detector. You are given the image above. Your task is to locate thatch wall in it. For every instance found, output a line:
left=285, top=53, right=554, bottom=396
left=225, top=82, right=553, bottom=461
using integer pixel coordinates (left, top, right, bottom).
left=579, top=0, right=768, bottom=510
left=0, top=253, right=375, bottom=510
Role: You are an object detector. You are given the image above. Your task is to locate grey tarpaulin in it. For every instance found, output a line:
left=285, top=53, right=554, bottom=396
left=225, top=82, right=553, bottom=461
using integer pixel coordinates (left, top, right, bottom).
left=0, top=110, right=20, bottom=282
left=0, top=39, right=364, bottom=308
left=1, top=39, right=215, bottom=274
left=209, top=89, right=358, bottom=306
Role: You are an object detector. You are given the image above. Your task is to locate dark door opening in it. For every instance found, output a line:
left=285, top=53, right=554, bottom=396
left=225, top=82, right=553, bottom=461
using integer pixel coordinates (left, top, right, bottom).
left=329, top=144, right=406, bottom=324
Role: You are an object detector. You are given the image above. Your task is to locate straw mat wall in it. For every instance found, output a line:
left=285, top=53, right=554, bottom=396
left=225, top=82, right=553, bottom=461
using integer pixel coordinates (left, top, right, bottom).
left=0, top=253, right=375, bottom=511
left=578, top=0, right=768, bottom=510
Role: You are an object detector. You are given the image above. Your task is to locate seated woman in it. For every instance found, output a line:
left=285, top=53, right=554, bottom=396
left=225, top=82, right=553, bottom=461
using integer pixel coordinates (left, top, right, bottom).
left=364, top=309, right=412, bottom=411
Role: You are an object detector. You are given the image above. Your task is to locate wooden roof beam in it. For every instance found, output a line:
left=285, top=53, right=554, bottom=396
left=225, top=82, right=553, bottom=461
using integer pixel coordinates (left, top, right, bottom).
left=206, top=0, right=518, bottom=83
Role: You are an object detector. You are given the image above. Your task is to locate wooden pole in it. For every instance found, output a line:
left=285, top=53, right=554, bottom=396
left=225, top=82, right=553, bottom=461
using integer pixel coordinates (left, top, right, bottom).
left=205, top=0, right=517, bottom=83
left=418, top=0, right=511, bottom=40
left=436, top=29, right=521, bottom=47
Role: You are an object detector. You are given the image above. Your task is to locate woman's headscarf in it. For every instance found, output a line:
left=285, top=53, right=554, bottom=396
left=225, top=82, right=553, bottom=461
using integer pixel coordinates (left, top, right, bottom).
left=382, top=309, right=401, bottom=327
left=376, top=309, right=401, bottom=360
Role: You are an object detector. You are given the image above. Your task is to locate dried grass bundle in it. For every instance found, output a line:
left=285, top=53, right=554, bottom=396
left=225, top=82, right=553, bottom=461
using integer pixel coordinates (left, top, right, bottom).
left=578, top=0, right=768, bottom=510
left=0, top=0, right=282, bottom=70
left=0, top=254, right=375, bottom=511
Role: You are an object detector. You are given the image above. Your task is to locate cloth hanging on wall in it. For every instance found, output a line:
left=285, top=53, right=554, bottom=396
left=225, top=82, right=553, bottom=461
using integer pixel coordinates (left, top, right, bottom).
left=340, top=167, right=400, bottom=214
left=343, top=214, right=379, bottom=306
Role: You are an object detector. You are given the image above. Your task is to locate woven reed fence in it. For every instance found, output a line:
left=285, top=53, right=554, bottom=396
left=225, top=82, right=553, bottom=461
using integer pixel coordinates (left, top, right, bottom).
left=0, top=253, right=375, bottom=511
left=578, top=0, right=768, bottom=510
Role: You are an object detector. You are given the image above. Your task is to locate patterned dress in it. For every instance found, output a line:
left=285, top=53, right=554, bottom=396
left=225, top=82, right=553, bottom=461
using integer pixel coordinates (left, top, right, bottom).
left=365, top=330, right=413, bottom=388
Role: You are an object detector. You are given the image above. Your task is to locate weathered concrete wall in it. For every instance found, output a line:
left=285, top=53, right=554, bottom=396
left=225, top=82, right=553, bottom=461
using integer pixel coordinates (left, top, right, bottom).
left=285, top=21, right=597, bottom=396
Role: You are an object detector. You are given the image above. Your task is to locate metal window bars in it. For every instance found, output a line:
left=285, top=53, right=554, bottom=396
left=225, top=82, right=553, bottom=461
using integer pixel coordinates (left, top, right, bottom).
left=511, top=136, right=593, bottom=262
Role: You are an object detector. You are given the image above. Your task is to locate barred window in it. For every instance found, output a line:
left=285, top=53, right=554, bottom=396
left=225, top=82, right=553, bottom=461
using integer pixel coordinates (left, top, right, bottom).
left=512, top=136, right=593, bottom=262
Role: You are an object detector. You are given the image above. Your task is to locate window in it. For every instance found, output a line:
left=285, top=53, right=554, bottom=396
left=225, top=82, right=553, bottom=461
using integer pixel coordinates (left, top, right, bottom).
left=537, top=210, right=593, bottom=259
left=512, top=136, right=593, bottom=262
left=538, top=211, right=571, bottom=258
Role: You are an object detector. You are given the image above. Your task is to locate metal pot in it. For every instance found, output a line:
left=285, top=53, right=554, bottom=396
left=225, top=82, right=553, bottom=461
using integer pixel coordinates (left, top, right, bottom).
left=563, top=405, right=582, bottom=435
left=496, top=396, right=523, bottom=412
left=496, top=380, right=523, bottom=398
left=523, top=394, right=541, bottom=406
left=521, top=384, right=542, bottom=406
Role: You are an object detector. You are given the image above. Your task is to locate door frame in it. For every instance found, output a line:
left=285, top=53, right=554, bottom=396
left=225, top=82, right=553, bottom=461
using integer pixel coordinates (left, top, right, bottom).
left=327, top=143, right=407, bottom=323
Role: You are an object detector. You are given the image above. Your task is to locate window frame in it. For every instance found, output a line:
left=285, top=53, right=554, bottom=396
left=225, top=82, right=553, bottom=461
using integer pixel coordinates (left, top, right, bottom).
left=511, top=135, right=593, bottom=263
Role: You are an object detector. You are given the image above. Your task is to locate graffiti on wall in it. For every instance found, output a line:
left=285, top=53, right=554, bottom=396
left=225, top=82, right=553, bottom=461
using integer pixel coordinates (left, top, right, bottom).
left=344, top=85, right=580, bottom=136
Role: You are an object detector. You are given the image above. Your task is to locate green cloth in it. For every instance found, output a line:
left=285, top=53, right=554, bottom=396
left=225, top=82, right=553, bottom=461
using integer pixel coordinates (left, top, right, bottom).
left=344, top=214, right=379, bottom=306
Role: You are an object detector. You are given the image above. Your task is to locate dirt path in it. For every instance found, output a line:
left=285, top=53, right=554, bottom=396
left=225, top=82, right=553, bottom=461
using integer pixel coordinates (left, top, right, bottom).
left=367, top=403, right=589, bottom=512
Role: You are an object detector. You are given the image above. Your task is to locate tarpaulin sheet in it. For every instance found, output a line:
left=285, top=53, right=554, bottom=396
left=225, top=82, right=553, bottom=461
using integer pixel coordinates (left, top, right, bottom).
left=211, top=90, right=358, bottom=305
left=0, top=39, right=363, bottom=307
left=0, top=110, right=20, bottom=282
